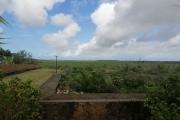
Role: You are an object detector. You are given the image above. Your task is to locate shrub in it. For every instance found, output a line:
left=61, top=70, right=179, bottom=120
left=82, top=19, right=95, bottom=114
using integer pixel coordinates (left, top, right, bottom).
left=0, top=78, right=41, bottom=120
left=0, top=64, right=40, bottom=75
left=145, top=75, right=180, bottom=120
left=64, top=67, right=116, bottom=93
left=0, top=72, right=3, bottom=79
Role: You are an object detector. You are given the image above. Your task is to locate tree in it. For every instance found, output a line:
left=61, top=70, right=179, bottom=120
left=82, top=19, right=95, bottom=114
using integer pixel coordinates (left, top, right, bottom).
left=3, top=56, right=14, bottom=64
left=0, top=77, right=41, bottom=120
left=13, top=50, right=33, bottom=64
left=0, top=16, right=8, bottom=25
left=145, top=75, right=180, bottom=120
left=0, top=48, right=12, bottom=56
left=0, top=16, right=8, bottom=44
left=0, top=48, right=12, bottom=64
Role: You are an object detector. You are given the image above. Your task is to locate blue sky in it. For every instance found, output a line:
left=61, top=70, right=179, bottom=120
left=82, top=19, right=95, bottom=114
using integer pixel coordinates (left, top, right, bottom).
left=1, top=0, right=99, bottom=59
left=1, top=0, right=180, bottom=60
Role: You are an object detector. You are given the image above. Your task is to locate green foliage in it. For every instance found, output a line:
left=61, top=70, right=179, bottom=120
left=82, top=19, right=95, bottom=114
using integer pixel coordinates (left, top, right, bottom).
left=0, top=48, right=12, bottom=56
left=0, top=72, right=4, bottom=80
left=64, top=66, right=117, bottom=93
left=0, top=78, right=41, bottom=120
left=0, top=16, right=8, bottom=25
left=0, top=16, right=8, bottom=45
left=145, top=75, right=180, bottom=120
left=13, top=50, right=33, bottom=64
left=0, top=48, right=12, bottom=64
left=40, top=60, right=180, bottom=93
left=0, top=48, right=34, bottom=64
left=3, top=56, right=14, bottom=64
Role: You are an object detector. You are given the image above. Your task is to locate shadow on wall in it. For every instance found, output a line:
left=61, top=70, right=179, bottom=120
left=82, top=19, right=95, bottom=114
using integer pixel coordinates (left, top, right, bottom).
left=41, top=102, right=150, bottom=120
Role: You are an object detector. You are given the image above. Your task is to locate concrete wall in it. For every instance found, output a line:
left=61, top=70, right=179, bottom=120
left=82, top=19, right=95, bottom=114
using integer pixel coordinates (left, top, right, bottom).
left=41, top=102, right=150, bottom=120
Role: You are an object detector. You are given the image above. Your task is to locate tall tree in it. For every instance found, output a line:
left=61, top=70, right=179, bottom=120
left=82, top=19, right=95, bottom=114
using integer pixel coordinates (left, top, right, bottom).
left=0, top=16, right=8, bottom=25
left=0, top=16, right=8, bottom=44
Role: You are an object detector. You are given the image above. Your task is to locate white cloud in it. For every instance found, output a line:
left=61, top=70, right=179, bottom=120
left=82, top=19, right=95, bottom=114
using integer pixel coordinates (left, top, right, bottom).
left=43, top=13, right=81, bottom=55
left=40, top=0, right=180, bottom=60
left=165, top=34, right=180, bottom=46
left=67, top=0, right=180, bottom=60
left=91, top=2, right=115, bottom=27
left=51, top=13, right=74, bottom=27
left=0, top=0, right=65, bottom=27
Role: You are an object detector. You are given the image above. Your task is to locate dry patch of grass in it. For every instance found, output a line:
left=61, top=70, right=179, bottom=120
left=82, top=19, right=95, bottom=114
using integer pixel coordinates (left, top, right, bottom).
left=0, top=64, right=40, bottom=74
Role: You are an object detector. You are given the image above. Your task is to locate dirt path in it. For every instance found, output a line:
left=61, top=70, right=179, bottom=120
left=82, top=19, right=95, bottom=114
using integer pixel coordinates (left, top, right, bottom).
left=40, top=74, right=61, bottom=99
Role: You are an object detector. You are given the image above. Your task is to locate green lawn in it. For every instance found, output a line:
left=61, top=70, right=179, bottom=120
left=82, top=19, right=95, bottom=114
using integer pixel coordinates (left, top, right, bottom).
left=3, top=69, right=55, bottom=88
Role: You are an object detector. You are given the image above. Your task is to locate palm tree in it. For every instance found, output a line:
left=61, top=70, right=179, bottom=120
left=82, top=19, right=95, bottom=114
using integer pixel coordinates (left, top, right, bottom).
left=0, top=16, right=8, bottom=25
left=0, top=16, right=8, bottom=44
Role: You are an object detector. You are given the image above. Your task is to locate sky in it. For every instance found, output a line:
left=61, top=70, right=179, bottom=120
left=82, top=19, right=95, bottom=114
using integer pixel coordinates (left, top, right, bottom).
left=1, top=0, right=180, bottom=61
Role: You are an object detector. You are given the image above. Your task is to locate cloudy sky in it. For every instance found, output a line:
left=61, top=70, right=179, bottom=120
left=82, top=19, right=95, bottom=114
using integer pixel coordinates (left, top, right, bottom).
left=1, top=0, right=180, bottom=60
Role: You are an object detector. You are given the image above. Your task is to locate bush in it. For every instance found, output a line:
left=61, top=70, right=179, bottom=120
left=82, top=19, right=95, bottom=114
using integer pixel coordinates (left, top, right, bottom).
left=64, top=67, right=116, bottom=93
left=0, top=78, right=41, bottom=120
left=0, top=72, right=3, bottom=79
left=145, top=75, right=180, bottom=120
left=0, top=64, right=40, bottom=75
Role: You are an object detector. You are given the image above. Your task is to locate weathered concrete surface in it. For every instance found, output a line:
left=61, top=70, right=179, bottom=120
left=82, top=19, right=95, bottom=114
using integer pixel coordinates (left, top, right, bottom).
left=40, top=93, right=145, bottom=103
left=40, top=74, right=60, bottom=99
left=40, top=75, right=149, bottom=120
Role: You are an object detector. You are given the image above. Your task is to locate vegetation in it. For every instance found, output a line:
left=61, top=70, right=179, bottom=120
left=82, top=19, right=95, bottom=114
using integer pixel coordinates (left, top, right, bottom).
left=62, top=66, right=117, bottom=93
left=0, top=64, right=40, bottom=76
left=39, top=60, right=180, bottom=93
left=4, top=69, right=54, bottom=88
left=0, top=48, right=11, bottom=64
left=1, top=10, right=179, bottom=120
left=0, top=49, right=35, bottom=64
left=0, top=48, right=11, bottom=56
left=145, top=75, right=180, bottom=120
left=39, top=60, right=180, bottom=119
left=0, top=17, right=46, bottom=119
left=0, top=16, right=8, bottom=26
left=0, top=77, right=41, bottom=120
left=13, top=50, right=33, bottom=64
left=0, top=16, right=8, bottom=45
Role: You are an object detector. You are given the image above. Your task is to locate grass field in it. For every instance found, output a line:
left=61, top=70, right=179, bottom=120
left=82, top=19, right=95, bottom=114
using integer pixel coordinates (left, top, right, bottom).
left=4, top=60, right=179, bottom=92
left=38, top=60, right=180, bottom=68
left=37, top=60, right=180, bottom=93
left=3, top=68, right=54, bottom=88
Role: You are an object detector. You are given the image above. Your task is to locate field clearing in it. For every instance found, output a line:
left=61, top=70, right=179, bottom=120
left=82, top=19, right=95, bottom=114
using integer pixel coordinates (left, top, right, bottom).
left=3, top=68, right=55, bottom=88
left=38, top=60, right=180, bottom=68
left=38, top=60, right=180, bottom=93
